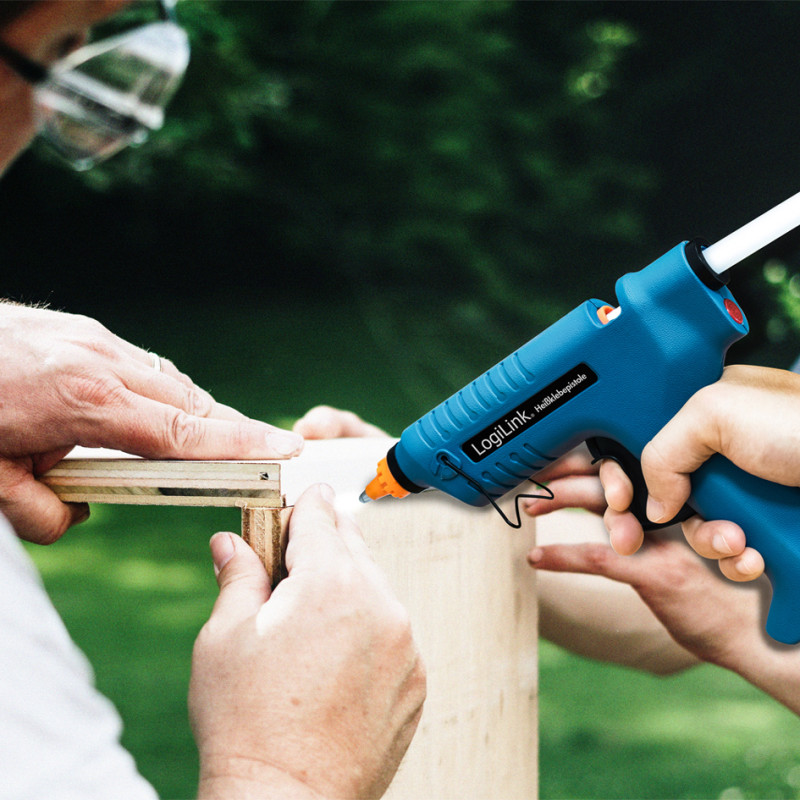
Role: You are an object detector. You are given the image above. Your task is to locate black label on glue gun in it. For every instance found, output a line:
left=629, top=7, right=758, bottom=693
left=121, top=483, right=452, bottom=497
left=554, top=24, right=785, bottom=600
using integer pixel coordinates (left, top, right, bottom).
left=463, top=363, right=598, bottom=462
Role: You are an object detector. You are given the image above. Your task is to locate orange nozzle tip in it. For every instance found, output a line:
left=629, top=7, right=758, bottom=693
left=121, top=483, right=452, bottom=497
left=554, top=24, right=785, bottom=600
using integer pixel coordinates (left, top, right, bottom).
left=361, top=456, right=410, bottom=502
left=362, top=474, right=389, bottom=501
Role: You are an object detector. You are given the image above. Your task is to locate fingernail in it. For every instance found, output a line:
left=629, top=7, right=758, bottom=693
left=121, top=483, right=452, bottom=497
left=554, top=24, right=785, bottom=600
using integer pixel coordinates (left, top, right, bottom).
left=267, top=431, right=304, bottom=457
left=210, top=532, right=236, bottom=576
left=735, top=552, right=760, bottom=577
left=527, top=547, right=544, bottom=565
left=646, top=497, right=666, bottom=523
left=712, top=532, right=733, bottom=555
left=318, top=483, right=336, bottom=504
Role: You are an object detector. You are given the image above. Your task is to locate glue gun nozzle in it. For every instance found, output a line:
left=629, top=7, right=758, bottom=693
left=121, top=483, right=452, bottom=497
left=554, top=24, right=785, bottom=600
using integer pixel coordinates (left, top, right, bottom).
left=360, top=473, right=386, bottom=502
left=360, top=456, right=410, bottom=503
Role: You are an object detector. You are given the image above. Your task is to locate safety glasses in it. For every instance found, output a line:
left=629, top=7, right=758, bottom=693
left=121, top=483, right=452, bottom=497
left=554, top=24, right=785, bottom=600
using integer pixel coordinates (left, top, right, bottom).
left=0, top=0, right=190, bottom=170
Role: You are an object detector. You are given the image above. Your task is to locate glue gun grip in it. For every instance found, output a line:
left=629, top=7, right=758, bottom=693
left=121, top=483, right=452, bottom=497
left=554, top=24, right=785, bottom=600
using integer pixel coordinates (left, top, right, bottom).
left=586, top=436, right=695, bottom=531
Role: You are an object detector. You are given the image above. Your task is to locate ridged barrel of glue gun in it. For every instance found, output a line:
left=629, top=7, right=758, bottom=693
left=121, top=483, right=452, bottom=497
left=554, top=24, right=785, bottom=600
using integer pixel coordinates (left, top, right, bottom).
left=385, top=242, right=742, bottom=503
left=372, top=241, right=800, bottom=644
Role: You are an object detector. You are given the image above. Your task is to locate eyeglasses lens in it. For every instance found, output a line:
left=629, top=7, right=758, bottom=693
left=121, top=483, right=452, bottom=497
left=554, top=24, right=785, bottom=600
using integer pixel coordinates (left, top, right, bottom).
left=34, top=22, right=189, bottom=170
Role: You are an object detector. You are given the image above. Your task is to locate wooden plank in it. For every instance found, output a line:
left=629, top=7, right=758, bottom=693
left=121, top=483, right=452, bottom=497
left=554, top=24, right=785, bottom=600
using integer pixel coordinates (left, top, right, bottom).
left=44, top=459, right=280, bottom=479
left=43, top=455, right=288, bottom=583
left=241, top=506, right=288, bottom=585
left=42, top=459, right=281, bottom=508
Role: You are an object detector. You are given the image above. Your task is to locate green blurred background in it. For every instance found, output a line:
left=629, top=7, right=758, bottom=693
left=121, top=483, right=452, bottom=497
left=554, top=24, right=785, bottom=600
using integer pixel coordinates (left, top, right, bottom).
left=6, top=1, right=800, bottom=797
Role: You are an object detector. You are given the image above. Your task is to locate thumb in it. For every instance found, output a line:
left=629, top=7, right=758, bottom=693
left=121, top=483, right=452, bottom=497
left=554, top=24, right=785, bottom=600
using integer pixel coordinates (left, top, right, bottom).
left=641, top=435, right=699, bottom=524
left=639, top=388, right=718, bottom=523
left=0, top=460, right=89, bottom=545
left=208, top=532, right=271, bottom=623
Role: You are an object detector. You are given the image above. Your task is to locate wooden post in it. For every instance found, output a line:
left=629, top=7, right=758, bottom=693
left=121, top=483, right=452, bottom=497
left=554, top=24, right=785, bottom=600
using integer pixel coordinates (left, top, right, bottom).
left=282, top=439, right=539, bottom=800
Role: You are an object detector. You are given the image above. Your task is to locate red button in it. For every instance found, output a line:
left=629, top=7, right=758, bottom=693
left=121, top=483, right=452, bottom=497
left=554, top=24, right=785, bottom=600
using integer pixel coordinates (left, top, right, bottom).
left=724, top=299, right=744, bottom=325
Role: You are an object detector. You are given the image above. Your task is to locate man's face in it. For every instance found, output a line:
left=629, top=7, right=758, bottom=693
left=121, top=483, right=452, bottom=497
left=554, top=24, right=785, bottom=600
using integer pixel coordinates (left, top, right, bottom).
left=0, top=1, right=128, bottom=174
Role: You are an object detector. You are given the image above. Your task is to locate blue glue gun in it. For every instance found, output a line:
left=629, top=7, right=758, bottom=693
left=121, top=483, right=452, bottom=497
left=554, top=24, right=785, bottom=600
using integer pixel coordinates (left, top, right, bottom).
left=362, top=192, right=800, bottom=645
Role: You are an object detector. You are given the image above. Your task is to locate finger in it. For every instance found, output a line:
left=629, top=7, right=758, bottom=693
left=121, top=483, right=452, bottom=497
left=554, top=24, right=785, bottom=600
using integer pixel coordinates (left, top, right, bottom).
left=210, top=400, right=253, bottom=423
left=527, top=541, right=639, bottom=584
left=292, top=405, right=390, bottom=439
left=78, top=390, right=304, bottom=460
left=522, top=475, right=606, bottom=516
left=604, top=507, right=644, bottom=555
left=284, top=484, right=352, bottom=575
left=106, top=334, right=190, bottom=383
left=32, top=447, right=75, bottom=475
left=144, top=353, right=193, bottom=387
left=123, top=359, right=251, bottom=424
left=680, top=515, right=747, bottom=560
left=532, top=444, right=598, bottom=483
left=326, top=506, right=409, bottom=627
left=333, top=507, right=378, bottom=566
left=72, top=323, right=183, bottom=382
left=209, top=533, right=271, bottom=623
left=640, top=404, right=712, bottom=522
left=718, top=547, right=765, bottom=582
left=598, top=459, right=634, bottom=512
left=90, top=331, right=251, bottom=426
left=0, top=461, right=89, bottom=544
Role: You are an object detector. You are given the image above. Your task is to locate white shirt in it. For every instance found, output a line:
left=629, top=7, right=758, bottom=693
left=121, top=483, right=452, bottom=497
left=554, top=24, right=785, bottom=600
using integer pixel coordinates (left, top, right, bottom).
left=0, top=514, right=158, bottom=800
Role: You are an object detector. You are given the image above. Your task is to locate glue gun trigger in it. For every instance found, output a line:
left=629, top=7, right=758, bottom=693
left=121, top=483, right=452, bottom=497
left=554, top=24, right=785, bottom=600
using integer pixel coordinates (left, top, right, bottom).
left=585, top=436, right=695, bottom=531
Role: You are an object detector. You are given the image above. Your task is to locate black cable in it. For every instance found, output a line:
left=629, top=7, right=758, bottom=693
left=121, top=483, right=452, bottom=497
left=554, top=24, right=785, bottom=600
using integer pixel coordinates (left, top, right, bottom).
left=438, top=453, right=553, bottom=529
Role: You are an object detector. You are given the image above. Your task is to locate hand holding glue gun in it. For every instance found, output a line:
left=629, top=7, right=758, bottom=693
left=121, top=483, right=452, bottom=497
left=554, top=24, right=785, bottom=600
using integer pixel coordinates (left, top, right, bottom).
left=598, top=364, right=800, bottom=582
left=361, top=190, right=800, bottom=645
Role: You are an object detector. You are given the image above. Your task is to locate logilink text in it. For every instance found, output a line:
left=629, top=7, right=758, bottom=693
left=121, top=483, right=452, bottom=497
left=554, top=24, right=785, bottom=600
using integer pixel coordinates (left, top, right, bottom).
left=463, top=364, right=598, bottom=461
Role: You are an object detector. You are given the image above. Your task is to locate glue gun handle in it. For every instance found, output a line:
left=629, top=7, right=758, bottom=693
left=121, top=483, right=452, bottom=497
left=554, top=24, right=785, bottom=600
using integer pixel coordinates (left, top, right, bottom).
left=690, top=455, right=800, bottom=645
left=585, top=436, right=694, bottom=530
left=585, top=437, right=800, bottom=645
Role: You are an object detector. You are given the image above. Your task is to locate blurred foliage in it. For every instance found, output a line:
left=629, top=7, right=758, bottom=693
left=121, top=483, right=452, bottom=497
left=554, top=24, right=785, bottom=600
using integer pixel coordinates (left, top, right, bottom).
left=538, top=641, right=800, bottom=800
left=93, top=0, right=650, bottom=316
left=1, top=0, right=655, bottom=321
left=3, top=1, right=800, bottom=365
left=762, top=251, right=800, bottom=360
